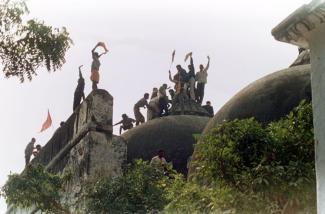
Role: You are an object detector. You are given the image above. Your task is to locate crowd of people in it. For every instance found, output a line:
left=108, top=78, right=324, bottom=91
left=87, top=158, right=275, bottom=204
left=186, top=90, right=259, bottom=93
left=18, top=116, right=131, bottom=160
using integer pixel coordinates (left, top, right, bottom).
left=114, top=53, right=214, bottom=135
left=24, top=44, right=215, bottom=165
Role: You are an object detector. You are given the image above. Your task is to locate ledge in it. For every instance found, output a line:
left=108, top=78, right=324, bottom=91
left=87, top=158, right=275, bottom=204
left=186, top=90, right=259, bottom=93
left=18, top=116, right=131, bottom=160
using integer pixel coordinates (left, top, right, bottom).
left=272, top=2, right=325, bottom=48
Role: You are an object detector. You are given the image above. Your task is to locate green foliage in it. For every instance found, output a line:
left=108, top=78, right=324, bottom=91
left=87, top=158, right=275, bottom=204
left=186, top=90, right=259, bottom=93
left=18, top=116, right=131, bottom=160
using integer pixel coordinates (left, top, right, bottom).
left=0, top=0, right=72, bottom=82
left=193, top=118, right=268, bottom=186
left=180, top=100, right=316, bottom=213
left=1, top=102, right=316, bottom=213
left=84, top=160, right=172, bottom=214
left=1, top=164, right=69, bottom=213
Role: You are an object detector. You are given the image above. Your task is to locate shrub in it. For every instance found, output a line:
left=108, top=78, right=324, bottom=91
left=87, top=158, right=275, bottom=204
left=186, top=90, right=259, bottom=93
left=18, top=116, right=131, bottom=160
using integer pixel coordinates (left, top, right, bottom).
left=1, top=164, right=69, bottom=213
left=84, top=159, right=172, bottom=213
left=176, top=101, right=316, bottom=213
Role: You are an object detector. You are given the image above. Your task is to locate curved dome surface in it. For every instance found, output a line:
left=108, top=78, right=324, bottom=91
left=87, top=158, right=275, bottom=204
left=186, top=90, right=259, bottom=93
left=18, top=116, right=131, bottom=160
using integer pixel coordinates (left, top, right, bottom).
left=188, top=65, right=312, bottom=178
left=122, top=115, right=210, bottom=174
left=204, top=64, right=311, bottom=132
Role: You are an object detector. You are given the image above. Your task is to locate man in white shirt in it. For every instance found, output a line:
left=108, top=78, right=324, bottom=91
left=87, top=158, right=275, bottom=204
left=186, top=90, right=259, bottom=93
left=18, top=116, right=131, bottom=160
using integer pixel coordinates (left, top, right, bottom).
left=150, top=149, right=167, bottom=170
left=195, top=56, right=210, bottom=104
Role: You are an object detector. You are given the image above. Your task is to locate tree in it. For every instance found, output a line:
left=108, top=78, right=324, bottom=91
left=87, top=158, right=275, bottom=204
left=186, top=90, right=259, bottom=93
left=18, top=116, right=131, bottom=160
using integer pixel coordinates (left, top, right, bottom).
left=0, top=0, right=72, bottom=82
left=1, top=164, right=70, bottom=213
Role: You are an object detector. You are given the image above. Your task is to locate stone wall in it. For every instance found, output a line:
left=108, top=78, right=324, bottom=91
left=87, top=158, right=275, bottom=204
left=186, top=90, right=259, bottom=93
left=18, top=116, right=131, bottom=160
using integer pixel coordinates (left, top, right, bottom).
left=31, top=89, right=114, bottom=173
left=7, top=89, right=128, bottom=214
left=61, top=134, right=127, bottom=212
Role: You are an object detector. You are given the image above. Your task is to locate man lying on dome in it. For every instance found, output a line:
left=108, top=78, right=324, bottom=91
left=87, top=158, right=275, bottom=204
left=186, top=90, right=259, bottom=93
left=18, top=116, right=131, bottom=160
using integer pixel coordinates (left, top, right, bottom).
left=114, top=114, right=136, bottom=135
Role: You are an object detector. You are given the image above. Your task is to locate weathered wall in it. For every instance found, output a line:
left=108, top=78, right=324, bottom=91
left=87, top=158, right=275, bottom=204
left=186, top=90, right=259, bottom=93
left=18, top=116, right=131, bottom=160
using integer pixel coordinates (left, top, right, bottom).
left=7, top=89, right=128, bottom=214
left=31, top=89, right=114, bottom=173
left=61, top=134, right=127, bottom=212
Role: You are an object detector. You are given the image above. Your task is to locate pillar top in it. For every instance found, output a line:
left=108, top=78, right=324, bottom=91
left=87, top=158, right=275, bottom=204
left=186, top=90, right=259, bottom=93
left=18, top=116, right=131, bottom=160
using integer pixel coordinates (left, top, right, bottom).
left=272, top=1, right=325, bottom=48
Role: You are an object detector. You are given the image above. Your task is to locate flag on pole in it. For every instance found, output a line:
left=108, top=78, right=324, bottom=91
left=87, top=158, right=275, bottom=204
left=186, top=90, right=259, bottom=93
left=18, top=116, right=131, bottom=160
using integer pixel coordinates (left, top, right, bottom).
left=97, top=42, right=109, bottom=53
left=171, top=50, right=176, bottom=63
left=39, top=110, right=52, bottom=132
left=184, top=52, right=192, bottom=62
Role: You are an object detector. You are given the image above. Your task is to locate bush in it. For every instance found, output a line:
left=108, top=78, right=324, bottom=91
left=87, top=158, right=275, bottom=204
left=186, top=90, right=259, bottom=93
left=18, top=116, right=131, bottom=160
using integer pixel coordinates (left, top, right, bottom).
left=176, top=101, right=316, bottom=213
left=1, top=164, right=69, bottom=213
left=84, top=159, right=172, bottom=213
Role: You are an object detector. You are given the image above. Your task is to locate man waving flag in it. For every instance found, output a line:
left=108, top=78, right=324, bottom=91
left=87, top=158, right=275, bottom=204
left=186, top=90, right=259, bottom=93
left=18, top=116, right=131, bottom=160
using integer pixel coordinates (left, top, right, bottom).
left=39, top=110, right=52, bottom=132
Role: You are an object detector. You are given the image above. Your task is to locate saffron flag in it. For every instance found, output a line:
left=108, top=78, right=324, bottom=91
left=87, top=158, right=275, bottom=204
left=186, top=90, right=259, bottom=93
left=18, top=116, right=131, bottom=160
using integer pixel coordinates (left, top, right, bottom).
left=184, top=52, right=192, bottom=62
left=97, top=42, right=109, bottom=53
left=171, top=50, right=176, bottom=63
left=39, top=110, right=52, bottom=132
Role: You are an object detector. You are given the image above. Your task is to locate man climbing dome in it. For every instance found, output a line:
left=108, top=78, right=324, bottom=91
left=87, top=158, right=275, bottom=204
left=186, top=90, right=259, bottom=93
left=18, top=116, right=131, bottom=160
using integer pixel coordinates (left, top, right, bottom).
left=202, top=101, right=214, bottom=117
left=114, top=114, right=136, bottom=135
left=90, top=42, right=108, bottom=90
left=73, top=65, right=86, bottom=111
left=24, top=138, right=36, bottom=165
left=195, top=56, right=210, bottom=104
left=134, top=93, right=150, bottom=125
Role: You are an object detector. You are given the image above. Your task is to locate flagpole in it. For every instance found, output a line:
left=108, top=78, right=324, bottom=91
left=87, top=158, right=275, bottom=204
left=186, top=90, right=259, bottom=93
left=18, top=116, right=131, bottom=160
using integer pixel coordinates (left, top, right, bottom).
left=169, top=50, right=175, bottom=71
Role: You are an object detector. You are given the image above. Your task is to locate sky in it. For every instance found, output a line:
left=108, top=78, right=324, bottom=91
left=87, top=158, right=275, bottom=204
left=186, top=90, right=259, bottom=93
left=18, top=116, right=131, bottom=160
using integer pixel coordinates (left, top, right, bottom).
left=0, top=0, right=311, bottom=211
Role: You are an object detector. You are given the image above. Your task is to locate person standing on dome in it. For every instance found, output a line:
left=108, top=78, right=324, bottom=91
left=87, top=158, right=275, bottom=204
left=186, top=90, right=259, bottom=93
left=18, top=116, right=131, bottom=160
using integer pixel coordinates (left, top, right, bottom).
left=186, top=53, right=196, bottom=100
left=90, top=42, right=108, bottom=90
left=134, top=93, right=150, bottom=125
left=195, top=56, right=210, bottom=104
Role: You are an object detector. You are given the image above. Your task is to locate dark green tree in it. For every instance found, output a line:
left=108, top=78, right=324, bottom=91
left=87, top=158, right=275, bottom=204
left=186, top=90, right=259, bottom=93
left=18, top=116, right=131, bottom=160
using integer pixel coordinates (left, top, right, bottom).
left=1, top=164, right=70, bottom=213
left=0, top=0, right=72, bottom=82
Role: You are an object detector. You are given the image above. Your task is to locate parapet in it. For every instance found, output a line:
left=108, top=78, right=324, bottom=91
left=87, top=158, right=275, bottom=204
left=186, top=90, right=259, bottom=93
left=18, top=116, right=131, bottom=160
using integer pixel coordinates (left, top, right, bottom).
left=32, top=89, right=113, bottom=173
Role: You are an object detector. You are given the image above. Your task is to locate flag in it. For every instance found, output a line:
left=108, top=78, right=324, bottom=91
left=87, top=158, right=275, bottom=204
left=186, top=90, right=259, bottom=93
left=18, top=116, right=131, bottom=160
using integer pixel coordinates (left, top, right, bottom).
left=171, top=50, right=176, bottom=63
left=39, top=110, right=52, bottom=132
left=184, top=52, right=192, bottom=62
left=97, top=42, right=109, bottom=52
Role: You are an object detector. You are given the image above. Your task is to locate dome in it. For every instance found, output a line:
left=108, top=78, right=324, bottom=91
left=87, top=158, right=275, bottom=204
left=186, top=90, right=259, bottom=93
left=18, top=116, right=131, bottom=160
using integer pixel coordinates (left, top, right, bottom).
left=188, top=64, right=312, bottom=178
left=204, top=64, right=311, bottom=132
left=121, top=115, right=210, bottom=174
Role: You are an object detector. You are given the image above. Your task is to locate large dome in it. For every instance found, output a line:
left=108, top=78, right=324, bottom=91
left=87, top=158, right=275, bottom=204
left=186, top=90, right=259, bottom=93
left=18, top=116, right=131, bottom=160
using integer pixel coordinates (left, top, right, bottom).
left=188, top=65, right=312, bottom=178
left=204, top=64, right=311, bottom=132
left=121, top=115, right=210, bottom=174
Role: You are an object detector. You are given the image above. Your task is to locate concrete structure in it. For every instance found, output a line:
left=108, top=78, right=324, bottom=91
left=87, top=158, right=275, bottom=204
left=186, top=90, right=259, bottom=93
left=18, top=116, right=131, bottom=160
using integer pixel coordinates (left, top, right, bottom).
left=272, top=2, right=325, bottom=213
left=7, top=90, right=127, bottom=213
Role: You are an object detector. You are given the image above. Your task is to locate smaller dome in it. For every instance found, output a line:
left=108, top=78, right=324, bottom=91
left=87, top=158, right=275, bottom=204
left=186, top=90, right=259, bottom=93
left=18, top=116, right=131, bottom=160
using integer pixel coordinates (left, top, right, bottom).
left=122, top=115, right=210, bottom=174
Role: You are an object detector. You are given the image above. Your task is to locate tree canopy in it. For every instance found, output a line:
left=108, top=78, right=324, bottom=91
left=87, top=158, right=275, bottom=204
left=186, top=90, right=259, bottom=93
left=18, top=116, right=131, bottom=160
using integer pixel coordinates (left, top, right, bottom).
left=0, top=0, right=72, bottom=82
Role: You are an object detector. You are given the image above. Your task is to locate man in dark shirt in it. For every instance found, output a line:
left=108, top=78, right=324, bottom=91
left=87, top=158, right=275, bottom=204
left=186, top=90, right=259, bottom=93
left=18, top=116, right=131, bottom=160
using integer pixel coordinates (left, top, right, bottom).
left=202, top=101, right=214, bottom=117
left=73, top=65, right=86, bottom=111
left=114, top=114, right=136, bottom=135
left=24, top=138, right=36, bottom=165
left=134, top=93, right=150, bottom=125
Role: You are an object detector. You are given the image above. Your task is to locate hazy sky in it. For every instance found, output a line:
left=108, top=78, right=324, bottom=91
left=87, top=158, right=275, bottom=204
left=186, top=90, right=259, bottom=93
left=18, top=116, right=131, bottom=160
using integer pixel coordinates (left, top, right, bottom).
left=0, top=0, right=311, bottom=211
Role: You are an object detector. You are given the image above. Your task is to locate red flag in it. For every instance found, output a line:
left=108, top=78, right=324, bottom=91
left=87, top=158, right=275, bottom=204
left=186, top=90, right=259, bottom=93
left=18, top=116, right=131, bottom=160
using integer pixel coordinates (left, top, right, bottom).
left=171, top=50, right=176, bottom=63
left=39, top=110, right=52, bottom=132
